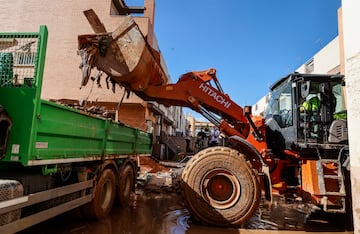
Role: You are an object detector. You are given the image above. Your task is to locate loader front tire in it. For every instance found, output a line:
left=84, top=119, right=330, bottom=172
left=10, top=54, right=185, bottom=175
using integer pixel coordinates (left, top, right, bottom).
left=181, top=146, right=260, bottom=226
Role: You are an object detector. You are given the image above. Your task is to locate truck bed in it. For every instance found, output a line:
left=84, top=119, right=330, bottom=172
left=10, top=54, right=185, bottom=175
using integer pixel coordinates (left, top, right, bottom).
left=0, top=92, right=151, bottom=167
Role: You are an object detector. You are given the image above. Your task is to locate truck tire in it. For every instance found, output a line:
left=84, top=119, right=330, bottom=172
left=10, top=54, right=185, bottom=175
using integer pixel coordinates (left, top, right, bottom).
left=181, top=146, right=260, bottom=226
left=115, top=164, right=135, bottom=206
left=82, top=169, right=116, bottom=219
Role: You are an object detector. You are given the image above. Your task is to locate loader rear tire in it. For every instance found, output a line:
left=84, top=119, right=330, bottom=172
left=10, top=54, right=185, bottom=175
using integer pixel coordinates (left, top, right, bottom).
left=181, top=146, right=260, bottom=226
left=82, top=169, right=116, bottom=219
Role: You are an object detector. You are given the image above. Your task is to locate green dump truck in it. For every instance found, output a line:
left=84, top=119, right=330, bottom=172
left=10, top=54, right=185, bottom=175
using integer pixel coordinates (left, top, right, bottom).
left=0, top=26, right=152, bottom=233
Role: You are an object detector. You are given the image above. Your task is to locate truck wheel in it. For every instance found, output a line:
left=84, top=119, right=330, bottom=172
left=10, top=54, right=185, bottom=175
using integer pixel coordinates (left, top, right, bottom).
left=82, top=169, right=116, bottom=219
left=115, top=164, right=135, bottom=206
left=181, top=146, right=260, bottom=226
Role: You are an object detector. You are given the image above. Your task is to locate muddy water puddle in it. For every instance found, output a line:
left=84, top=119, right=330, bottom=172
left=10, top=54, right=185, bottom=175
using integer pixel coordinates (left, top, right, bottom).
left=21, top=189, right=352, bottom=234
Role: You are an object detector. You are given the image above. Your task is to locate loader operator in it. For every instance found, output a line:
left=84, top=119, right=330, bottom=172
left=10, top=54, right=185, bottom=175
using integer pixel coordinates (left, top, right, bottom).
left=300, top=96, right=320, bottom=113
left=300, top=95, right=321, bottom=138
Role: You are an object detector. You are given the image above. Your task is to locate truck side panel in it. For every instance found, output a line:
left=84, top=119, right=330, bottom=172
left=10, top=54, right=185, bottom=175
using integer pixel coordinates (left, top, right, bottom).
left=2, top=98, right=152, bottom=166
left=31, top=100, right=152, bottom=164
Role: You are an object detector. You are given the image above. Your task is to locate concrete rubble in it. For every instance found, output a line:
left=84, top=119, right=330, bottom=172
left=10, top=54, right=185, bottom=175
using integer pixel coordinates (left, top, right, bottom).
left=137, top=156, right=185, bottom=193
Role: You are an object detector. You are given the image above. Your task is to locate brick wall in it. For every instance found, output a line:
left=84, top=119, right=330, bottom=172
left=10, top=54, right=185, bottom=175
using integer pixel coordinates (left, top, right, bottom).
left=118, top=104, right=146, bottom=130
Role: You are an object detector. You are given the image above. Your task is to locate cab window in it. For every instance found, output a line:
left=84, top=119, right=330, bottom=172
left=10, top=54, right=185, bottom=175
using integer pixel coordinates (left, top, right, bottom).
left=265, top=78, right=292, bottom=127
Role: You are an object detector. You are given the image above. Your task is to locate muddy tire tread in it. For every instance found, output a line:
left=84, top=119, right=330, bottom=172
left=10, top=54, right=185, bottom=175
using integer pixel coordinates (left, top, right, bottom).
left=181, top=146, right=261, bottom=226
left=116, top=164, right=135, bottom=206
left=82, top=168, right=116, bottom=219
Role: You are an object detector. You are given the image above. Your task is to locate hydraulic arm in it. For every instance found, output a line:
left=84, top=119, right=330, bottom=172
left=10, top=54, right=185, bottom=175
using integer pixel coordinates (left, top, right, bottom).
left=78, top=11, right=267, bottom=146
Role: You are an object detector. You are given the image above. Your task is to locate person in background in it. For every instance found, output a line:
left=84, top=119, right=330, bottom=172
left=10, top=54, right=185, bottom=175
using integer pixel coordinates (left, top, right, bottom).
left=209, top=127, right=220, bottom=147
left=185, top=124, right=191, bottom=153
left=196, top=127, right=207, bottom=150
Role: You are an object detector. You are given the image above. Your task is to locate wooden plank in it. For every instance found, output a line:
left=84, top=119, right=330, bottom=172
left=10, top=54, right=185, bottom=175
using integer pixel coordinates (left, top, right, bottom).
left=83, top=9, right=107, bottom=33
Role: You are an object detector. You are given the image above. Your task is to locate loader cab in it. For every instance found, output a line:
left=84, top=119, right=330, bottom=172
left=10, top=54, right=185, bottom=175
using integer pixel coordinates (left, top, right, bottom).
left=264, top=73, right=347, bottom=155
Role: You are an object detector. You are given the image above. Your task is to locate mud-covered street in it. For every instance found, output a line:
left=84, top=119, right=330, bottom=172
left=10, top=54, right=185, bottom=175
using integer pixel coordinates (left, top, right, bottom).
left=21, top=192, right=353, bottom=234
left=20, top=157, right=353, bottom=234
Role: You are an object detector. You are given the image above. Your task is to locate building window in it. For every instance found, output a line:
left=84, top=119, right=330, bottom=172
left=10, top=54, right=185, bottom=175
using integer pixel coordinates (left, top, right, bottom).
left=14, top=52, right=36, bottom=66
left=305, top=58, right=314, bottom=73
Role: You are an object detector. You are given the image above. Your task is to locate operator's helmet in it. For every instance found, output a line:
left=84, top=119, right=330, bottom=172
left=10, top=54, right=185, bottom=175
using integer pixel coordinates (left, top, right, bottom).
left=300, top=96, right=320, bottom=112
left=300, top=101, right=311, bottom=112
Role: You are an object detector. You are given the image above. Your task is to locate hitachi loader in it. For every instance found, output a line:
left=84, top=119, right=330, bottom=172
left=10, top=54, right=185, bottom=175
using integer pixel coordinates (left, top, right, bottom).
left=77, top=10, right=351, bottom=227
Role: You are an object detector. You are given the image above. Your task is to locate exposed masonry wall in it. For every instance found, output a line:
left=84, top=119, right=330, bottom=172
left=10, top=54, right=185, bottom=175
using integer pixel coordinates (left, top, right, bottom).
left=346, top=53, right=360, bottom=233
left=118, top=104, right=147, bottom=130
left=342, top=0, right=360, bottom=231
left=346, top=53, right=360, bottom=166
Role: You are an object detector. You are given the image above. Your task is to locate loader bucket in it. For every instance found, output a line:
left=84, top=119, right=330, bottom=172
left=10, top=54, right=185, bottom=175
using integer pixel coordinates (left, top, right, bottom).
left=78, top=14, right=169, bottom=91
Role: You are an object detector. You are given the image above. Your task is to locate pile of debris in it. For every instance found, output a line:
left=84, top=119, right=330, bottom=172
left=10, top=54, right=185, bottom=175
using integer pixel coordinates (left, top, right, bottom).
left=137, top=156, right=185, bottom=193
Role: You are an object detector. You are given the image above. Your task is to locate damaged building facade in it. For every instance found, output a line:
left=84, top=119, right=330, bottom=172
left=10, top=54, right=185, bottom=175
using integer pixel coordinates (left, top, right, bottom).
left=0, top=0, right=187, bottom=148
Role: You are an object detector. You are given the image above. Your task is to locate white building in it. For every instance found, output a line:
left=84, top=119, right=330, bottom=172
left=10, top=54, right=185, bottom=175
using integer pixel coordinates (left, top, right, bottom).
left=297, top=37, right=340, bottom=74
left=253, top=36, right=341, bottom=116
left=253, top=2, right=360, bottom=230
